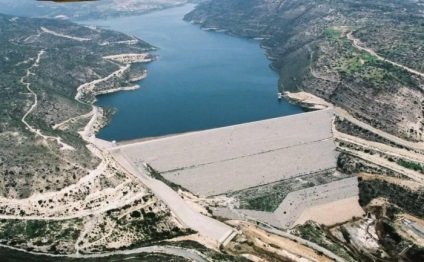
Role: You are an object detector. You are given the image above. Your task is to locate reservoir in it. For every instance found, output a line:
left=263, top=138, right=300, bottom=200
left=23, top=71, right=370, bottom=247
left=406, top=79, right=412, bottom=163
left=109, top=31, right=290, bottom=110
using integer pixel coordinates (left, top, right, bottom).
left=89, top=4, right=303, bottom=141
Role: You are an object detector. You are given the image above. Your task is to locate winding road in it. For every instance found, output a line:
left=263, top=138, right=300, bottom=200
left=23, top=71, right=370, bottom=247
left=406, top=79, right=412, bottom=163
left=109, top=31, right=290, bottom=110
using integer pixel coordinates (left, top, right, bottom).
left=20, top=50, right=74, bottom=150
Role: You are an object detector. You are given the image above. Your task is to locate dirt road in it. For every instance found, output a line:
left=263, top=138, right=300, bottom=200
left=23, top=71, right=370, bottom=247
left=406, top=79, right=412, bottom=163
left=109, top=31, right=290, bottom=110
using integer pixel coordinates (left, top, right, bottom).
left=335, top=108, right=424, bottom=151
left=346, top=31, right=424, bottom=78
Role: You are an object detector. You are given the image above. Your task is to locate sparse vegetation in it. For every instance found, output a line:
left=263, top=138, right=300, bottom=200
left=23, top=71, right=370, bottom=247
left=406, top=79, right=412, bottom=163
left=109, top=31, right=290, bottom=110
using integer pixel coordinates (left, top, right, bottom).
left=358, top=179, right=424, bottom=217
left=0, top=218, right=82, bottom=254
left=228, top=169, right=350, bottom=212
left=293, top=223, right=356, bottom=262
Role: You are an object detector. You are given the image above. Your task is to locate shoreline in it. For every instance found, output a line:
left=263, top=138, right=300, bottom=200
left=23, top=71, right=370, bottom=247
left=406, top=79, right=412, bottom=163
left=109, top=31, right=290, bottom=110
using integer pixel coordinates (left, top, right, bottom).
left=102, top=53, right=155, bottom=64
left=283, top=91, right=333, bottom=111
left=94, top=84, right=140, bottom=96
left=72, top=53, right=152, bottom=143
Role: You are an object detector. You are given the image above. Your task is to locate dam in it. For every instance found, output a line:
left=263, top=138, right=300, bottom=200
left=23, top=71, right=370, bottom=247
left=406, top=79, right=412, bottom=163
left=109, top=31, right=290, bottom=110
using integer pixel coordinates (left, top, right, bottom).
left=109, top=109, right=361, bottom=230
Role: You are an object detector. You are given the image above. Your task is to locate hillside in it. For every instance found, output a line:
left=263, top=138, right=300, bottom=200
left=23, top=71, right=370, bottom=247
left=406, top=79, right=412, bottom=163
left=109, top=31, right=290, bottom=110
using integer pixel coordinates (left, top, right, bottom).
left=185, top=0, right=424, bottom=142
left=0, top=13, right=201, bottom=255
left=0, top=13, right=153, bottom=198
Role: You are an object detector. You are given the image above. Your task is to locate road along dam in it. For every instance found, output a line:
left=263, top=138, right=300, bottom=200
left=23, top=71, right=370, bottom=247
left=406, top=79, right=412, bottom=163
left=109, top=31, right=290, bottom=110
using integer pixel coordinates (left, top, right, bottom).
left=109, top=108, right=362, bottom=235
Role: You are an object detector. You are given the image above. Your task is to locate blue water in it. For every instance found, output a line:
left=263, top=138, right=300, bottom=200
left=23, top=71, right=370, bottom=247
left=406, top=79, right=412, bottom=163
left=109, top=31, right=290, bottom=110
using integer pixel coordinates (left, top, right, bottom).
left=89, top=4, right=303, bottom=141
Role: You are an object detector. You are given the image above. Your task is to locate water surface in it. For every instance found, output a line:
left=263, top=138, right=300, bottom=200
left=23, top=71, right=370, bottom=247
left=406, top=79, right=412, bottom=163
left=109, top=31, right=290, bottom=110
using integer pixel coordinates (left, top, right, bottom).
left=89, top=4, right=303, bottom=141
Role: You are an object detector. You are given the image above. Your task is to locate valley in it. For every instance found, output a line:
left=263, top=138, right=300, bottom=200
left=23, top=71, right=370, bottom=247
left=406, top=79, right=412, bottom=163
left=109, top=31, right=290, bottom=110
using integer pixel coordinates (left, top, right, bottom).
left=0, top=0, right=423, bottom=261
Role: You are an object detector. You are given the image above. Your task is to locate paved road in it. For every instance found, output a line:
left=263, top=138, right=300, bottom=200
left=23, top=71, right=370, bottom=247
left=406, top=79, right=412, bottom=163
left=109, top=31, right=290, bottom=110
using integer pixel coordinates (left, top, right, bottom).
left=108, top=148, right=235, bottom=244
left=0, top=244, right=208, bottom=262
left=78, top=246, right=209, bottom=261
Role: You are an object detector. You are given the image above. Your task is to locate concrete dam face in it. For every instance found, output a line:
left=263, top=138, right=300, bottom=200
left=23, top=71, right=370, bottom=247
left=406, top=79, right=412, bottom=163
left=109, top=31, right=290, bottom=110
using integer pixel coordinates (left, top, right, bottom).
left=115, top=109, right=359, bottom=228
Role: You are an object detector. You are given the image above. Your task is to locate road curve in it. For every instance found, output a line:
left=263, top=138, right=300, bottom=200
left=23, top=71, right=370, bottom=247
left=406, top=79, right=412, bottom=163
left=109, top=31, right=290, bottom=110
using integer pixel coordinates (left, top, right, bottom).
left=108, top=148, right=236, bottom=244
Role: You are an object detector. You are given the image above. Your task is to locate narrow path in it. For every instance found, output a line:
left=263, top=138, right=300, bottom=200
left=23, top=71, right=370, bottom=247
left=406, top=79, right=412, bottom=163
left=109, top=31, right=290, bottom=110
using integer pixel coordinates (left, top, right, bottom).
left=222, top=204, right=346, bottom=262
left=53, top=108, right=95, bottom=130
left=0, top=159, right=153, bottom=221
left=346, top=31, right=424, bottom=78
left=21, top=50, right=45, bottom=132
left=388, top=28, right=424, bottom=35
left=287, top=89, right=424, bottom=152
left=261, top=226, right=346, bottom=262
left=232, top=211, right=346, bottom=262
left=335, top=128, right=424, bottom=184
left=75, top=215, right=99, bottom=252
left=75, top=64, right=130, bottom=101
left=79, top=106, right=99, bottom=141
left=72, top=64, right=131, bottom=142
left=0, top=189, right=149, bottom=221
left=333, top=121, right=424, bottom=163
left=338, top=146, right=424, bottom=184
left=20, top=50, right=74, bottom=150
